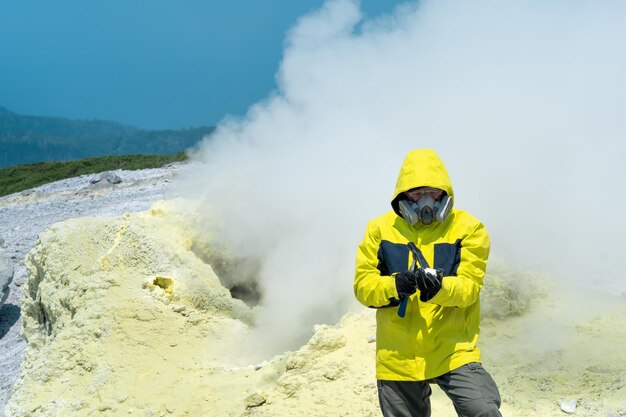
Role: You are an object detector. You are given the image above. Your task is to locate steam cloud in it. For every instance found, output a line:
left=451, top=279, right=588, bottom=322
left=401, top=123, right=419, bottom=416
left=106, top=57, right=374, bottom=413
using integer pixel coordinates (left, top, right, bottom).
left=176, top=0, right=626, bottom=359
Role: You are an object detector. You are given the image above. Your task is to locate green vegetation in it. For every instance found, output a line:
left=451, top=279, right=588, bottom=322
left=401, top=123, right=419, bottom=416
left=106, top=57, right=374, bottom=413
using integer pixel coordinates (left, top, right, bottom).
left=0, top=106, right=214, bottom=167
left=0, top=152, right=188, bottom=197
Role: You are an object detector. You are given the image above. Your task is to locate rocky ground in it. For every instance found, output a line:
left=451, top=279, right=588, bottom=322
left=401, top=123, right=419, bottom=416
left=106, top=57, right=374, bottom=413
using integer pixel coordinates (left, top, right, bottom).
left=1, top=163, right=624, bottom=417
left=0, top=164, right=182, bottom=416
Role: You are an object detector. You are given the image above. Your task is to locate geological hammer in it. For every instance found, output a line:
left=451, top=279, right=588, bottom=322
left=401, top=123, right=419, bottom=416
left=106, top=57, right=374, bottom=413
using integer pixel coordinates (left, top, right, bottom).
left=397, top=241, right=429, bottom=318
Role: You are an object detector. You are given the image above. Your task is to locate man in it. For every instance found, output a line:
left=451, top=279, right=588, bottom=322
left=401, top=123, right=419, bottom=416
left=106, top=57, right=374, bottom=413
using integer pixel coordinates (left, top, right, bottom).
left=354, top=148, right=502, bottom=417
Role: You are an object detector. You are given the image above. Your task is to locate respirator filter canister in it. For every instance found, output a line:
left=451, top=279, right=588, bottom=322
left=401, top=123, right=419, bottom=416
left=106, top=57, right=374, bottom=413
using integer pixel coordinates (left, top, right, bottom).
left=399, top=195, right=452, bottom=226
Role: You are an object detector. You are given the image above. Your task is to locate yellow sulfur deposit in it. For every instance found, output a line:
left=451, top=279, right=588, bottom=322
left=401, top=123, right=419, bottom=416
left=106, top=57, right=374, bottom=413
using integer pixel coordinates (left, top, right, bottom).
left=151, top=277, right=175, bottom=294
left=5, top=200, right=626, bottom=417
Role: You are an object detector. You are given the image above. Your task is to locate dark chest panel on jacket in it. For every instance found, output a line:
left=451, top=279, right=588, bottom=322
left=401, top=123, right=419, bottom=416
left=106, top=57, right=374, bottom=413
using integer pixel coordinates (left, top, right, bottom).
left=377, top=239, right=462, bottom=277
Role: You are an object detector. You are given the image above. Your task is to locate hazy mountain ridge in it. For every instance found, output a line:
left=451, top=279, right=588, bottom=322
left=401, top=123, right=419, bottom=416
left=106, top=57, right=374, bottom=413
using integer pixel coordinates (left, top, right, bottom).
left=0, top=106, right=214, bottom=167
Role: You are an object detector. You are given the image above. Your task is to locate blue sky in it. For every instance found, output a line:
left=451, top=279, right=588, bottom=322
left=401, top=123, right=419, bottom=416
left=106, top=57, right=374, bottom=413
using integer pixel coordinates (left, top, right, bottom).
left=0, top=0, right=405, bottom=129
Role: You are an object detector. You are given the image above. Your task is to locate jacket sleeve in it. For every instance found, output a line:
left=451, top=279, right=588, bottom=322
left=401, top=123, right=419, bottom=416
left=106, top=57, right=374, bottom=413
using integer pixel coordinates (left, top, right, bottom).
left=354, top=221, right=399, bottom=307
left=426, top=221, right=490, bottom=308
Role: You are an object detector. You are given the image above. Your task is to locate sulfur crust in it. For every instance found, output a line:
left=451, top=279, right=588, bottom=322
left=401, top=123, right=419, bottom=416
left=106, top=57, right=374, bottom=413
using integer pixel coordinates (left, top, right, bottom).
left=5, top=199, right=626, bottom=417
left=6, top=199, right=261, bottom=417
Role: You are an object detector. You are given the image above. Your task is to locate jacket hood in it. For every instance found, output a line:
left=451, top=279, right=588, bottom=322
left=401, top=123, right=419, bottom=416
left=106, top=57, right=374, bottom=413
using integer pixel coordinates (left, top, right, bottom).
left=391, top=149, right=454, bottom=216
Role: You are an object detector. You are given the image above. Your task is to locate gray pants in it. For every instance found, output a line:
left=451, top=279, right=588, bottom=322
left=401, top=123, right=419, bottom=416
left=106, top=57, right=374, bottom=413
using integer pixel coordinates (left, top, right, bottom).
left=377, top=363, right=502, bottom=417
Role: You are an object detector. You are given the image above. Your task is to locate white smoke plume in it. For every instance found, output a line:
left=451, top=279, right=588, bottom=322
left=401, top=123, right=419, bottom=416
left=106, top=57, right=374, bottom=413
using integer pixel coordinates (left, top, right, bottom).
left=176, top=0, right=626, bottom=359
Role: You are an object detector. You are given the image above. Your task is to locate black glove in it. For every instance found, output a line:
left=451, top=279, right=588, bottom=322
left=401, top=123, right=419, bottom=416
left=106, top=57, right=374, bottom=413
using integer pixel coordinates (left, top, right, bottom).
left=395, top=271, right=419, bottom=298
left=416, top=268, right=443, bottom=302
left=396, top=269, right=443, bottom=301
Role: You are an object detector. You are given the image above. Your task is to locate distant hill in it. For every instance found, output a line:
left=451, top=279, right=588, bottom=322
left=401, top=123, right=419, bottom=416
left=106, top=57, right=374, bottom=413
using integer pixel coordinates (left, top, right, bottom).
left=0, top=106, right=214, bottom=167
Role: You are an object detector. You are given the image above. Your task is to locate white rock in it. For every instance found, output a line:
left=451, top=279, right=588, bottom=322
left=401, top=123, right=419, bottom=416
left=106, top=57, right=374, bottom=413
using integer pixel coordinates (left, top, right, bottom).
left=0, top=255, right=13, bottom=305
left=560, top=399, right=577, bottom=414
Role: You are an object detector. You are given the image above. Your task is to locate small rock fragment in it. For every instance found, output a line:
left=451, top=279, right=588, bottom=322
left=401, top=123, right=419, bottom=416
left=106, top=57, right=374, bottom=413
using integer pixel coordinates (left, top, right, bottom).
left=322, top=361, right=347, bottom=380
left=245, top=392, right=267, bottom=408
left=560, top=399, right=577, bottom=414
left=90, top=172, right=122, bottom=185
left=308, top=325, right=346, bottom=351
left=172, top=304, right=186, bottom=313
left=367, top=336, right=376, bottom=343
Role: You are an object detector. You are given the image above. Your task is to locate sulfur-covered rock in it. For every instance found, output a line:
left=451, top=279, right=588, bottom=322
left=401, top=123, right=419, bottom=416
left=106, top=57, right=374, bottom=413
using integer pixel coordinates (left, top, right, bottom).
left=308, top=325, right=346, bottom=352
left=245, top=392, right=268, bottom=408
left=5, top=200, right=262, bottom=417
left=480, top=258, right=544, bottom=319
left=257, top=312, right=381, bottom=416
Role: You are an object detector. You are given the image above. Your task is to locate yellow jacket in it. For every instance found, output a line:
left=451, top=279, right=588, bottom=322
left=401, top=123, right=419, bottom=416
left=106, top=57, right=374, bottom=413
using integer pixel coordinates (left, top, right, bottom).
left=354, top=149, right=490, bottom=380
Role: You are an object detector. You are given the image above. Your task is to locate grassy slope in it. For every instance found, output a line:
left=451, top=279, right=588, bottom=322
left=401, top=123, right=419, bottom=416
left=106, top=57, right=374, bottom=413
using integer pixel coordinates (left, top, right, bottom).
left=0, top=152, right=187, bottom=197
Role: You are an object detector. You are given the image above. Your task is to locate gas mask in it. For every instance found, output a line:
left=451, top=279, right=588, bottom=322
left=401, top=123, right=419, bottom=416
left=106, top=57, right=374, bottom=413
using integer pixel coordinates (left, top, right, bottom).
left=398, top=194, right=452, bottom=226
